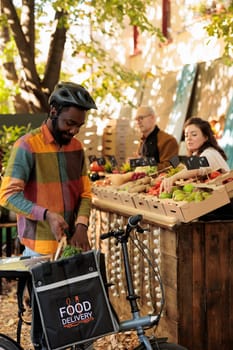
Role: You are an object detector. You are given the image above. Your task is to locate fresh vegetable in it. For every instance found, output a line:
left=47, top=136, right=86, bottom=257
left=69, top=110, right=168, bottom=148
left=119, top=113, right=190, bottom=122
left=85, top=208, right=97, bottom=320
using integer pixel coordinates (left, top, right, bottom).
left=128, top=184, right=150, bottom=193
left=183, top=183, right=194, bottom=193
left=159, top=192, right=172, bottom=199
left=131, top=172, right=147, bottom=180
left=89, top=172, right=100, bottom=181
left=170, top=186, right=212, bottom=202
left=165, top=166, right=184, bottom=177
left=134, top=166, right=157, bottom=175
left=209, top=170, right=221, bottom=179
left=104, top=161, right=113, bottom=173
left=120, top=162, right=132, bottom=173
left=60, top=245, right=82, bottom=259
left=90, top=161, right=105, bottom=172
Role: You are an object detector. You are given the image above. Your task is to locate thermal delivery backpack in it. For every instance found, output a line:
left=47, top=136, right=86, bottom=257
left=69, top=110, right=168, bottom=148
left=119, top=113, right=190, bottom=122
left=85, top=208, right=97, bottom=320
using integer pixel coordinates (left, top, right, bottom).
left=30, top=250, right=119, bottom=350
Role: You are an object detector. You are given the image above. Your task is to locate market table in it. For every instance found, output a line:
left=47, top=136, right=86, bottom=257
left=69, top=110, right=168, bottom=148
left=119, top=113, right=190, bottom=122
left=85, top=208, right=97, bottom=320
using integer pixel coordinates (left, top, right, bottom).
left=89, top=196, right=233, bottom=350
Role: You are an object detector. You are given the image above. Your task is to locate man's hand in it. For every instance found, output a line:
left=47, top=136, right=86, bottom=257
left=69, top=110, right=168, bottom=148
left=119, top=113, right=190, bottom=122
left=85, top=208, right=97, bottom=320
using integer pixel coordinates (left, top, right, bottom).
left=70, top=224, right=91, bottom=251
left=46, top=211, right=68, bottom=241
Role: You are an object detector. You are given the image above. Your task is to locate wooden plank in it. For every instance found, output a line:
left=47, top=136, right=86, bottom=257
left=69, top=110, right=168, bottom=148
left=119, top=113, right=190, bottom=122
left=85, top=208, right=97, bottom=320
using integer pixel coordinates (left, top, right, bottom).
left=160, top=253, right=177, bottom=289
left=205, top=222, right=233, bottom=350
left=176, top=223, right=194, bottom=349
left=163, top=285, right=178, bottom=321
left=156, top=317, right=179, bottom=343
left=160, top=227, right=177, bottom=257
left=191, top=222, right=206, bottom=350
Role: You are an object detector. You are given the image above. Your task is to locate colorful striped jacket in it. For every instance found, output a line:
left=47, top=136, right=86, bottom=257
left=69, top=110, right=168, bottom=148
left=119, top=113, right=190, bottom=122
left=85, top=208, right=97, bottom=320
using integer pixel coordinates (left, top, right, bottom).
left=0, top=123, right=92, bottom=254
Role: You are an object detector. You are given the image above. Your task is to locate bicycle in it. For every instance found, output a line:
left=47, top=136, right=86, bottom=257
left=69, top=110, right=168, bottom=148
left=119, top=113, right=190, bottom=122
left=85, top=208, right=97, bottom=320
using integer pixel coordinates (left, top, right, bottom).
left=98, top=213, right=188, bottom=350
left=0, top=214, right=188, bottom=350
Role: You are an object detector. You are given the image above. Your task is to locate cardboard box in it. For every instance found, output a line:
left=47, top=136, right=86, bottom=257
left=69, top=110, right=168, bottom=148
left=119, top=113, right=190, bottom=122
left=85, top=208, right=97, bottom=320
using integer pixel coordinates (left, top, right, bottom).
left=91, top=186, right=104, bottom=198
left=118, top=191, right=136, bottom=208
left=145, top=195, right=167, bottom=216
left=206, top=170, right=233, bottom=196
left=163, top=185, right=230, bottom=223
left=133, top=194, right=150, bottom=211
left=100, top=187, right=122, bottom=205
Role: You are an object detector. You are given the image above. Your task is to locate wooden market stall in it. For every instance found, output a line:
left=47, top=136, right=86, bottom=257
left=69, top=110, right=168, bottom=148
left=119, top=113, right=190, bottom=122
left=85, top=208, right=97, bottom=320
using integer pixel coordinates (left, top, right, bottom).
left=88, top=180, right=233, bottom=350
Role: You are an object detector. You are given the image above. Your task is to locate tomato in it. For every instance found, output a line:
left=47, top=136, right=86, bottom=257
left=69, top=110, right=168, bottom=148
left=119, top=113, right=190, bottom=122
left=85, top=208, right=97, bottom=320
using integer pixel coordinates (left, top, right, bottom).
left=147, top=181, right=162, bottom=196
left=90, top=161, right=104, bottom=172
left=209, top=171, right=221, bottom=179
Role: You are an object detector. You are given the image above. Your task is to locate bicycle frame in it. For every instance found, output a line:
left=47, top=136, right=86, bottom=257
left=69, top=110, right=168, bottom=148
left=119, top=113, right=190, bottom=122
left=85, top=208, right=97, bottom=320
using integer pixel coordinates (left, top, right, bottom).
left=100, top=214, right=162, bottom=350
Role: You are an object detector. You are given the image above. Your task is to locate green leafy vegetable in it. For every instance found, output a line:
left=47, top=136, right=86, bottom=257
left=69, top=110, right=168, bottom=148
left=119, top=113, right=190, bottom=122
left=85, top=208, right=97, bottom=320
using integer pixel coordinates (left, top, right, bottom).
left=60, top=245, right=82, bottom=259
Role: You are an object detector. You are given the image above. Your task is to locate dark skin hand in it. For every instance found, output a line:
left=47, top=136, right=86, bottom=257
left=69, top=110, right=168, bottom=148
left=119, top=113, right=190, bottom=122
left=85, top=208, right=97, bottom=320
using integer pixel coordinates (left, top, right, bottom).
left=46, top=210, right=90, bottom=251
left=70, top=224, right=91, bottom=251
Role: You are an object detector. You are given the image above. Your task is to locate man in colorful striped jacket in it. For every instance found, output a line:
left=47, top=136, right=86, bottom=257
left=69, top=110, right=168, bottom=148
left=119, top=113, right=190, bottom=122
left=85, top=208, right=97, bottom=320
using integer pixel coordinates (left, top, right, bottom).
left=0, top=82, right=97, bottom=257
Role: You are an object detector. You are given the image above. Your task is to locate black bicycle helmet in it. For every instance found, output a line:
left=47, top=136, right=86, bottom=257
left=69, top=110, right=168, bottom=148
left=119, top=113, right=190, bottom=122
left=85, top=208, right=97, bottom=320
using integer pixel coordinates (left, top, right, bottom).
left=49, top=82, right=97, bottom=110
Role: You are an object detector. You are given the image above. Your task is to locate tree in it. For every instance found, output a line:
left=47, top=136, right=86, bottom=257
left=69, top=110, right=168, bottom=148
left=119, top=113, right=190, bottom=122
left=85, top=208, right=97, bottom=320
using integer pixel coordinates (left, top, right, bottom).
left=206, top=3, right=233, bottom=65
left=0, top=0, right=162, bottom=114
left=193, top=1, right=233, bottom=65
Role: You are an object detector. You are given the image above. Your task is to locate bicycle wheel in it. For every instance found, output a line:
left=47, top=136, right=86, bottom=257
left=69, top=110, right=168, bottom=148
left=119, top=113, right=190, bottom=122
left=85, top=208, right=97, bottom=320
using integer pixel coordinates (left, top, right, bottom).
left=134, top=338, right=188, bottom=350
left=0, top=334, right=23, bottom=350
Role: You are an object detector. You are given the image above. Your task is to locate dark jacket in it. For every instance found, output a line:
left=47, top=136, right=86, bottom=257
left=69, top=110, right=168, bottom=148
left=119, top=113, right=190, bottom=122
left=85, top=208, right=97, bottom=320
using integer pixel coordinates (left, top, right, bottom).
left=137, top=126, right=179, bottom=171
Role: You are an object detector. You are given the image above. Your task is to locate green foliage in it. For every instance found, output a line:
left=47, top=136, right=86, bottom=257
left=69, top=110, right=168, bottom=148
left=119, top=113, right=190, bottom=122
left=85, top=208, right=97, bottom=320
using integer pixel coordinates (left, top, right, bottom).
left=73, top=41, right=144, bottom=106
left=91, top=0, right=162, bottom=35
left=0, top=0, right=163, bottom=113
left=204, top=3, right=233, bottom=64
left=0, top=124, right=32, bottom=174
left=0, top=78, right=12, bottom=114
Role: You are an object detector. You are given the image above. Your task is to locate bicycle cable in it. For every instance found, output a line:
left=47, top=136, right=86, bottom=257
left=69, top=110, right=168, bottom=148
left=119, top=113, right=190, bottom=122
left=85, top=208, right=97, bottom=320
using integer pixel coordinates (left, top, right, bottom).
left=129, top=231, right=165, bottom=323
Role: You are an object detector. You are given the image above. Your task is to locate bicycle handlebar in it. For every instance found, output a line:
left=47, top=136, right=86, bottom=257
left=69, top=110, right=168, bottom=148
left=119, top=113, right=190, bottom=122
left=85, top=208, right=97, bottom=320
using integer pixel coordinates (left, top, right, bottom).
left=126, top=214, right=143, bottom=234
left=99, top=230, right=116, bottom=240
left=100, top=214, right=144, bottom=240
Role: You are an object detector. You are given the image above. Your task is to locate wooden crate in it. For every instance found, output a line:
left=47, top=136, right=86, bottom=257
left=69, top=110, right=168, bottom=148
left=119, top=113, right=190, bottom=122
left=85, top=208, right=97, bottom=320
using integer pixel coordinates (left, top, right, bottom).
left=145, top=195, right=167, bottom=216
left=163, top=185, right=230, bottom=223
left=102, top=117, right=140, bottom=167
left=118, top=192, right=136, bottom=208
left=76, top=124, right=102, bottom=164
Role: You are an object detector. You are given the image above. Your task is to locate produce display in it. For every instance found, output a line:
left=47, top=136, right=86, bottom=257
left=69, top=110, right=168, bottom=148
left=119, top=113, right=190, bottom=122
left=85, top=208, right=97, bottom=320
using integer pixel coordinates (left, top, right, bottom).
left=91, top=162, right=233, bottom=223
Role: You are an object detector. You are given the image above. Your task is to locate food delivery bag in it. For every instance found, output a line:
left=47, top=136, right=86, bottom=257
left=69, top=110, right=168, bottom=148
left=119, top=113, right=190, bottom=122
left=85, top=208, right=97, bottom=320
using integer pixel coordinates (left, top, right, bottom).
left=30, top=250, right=119, bottom=350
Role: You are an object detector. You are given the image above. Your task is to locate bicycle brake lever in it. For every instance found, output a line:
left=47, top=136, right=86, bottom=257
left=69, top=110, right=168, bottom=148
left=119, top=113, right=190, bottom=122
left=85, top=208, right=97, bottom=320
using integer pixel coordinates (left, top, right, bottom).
left=136, top=225, right=148, bottom=233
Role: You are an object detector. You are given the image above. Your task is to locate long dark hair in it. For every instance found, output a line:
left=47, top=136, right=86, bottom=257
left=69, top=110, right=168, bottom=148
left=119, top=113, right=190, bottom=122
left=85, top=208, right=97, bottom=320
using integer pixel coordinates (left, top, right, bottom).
left=184, top=117, right=227, bottom=160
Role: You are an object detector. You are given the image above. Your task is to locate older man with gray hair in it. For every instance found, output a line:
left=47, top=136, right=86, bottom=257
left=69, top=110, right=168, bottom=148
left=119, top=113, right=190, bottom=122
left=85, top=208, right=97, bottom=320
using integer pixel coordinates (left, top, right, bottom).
left=135, top=105, right=179, bottom=171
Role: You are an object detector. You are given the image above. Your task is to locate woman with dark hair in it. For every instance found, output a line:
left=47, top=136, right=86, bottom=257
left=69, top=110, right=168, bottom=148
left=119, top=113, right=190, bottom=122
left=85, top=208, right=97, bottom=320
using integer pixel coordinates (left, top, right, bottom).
left=161, top=117, right=230, bottom=193
left=184, top=117, right=228, bottom=164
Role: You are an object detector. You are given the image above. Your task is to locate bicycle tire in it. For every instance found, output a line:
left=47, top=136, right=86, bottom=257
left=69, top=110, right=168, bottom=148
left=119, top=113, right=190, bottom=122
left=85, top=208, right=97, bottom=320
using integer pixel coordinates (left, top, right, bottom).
left=134, top=339, right=188, bottom=350
left=0, top=334, right=23, bottom=350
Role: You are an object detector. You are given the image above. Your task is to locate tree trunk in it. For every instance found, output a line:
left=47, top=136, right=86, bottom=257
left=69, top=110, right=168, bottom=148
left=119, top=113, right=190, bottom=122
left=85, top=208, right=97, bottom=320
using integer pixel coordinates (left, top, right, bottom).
left=0, top=3, right=30, bottom=113
left=1, top=0, right=67, bottom=113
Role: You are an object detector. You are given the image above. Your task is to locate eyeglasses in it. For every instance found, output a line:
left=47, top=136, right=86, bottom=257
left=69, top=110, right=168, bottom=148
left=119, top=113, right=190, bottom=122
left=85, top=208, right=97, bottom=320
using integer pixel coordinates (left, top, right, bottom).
left=135, top=114, right=151, bottom=122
